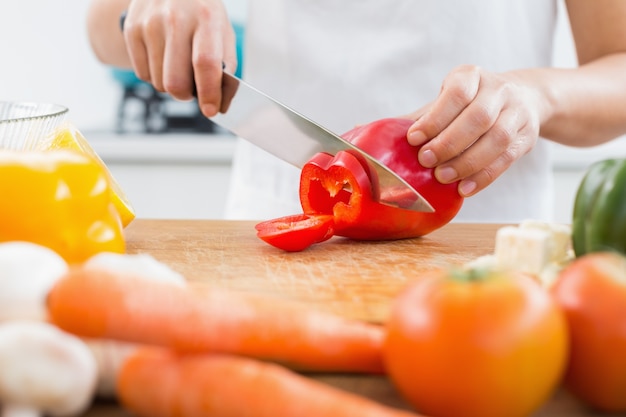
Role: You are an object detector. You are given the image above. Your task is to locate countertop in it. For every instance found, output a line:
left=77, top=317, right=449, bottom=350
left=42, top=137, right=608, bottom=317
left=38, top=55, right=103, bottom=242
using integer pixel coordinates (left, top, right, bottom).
left=83, top=219, right=617, bottom=416
left=84, top=131, right=626, bottom=169
left=87, top=131, right=237, bottom=164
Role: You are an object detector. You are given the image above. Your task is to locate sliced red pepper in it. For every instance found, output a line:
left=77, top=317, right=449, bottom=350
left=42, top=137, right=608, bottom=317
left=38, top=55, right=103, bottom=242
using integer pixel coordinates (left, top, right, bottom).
left=325, top=118, right=464, bottom=239
left=255, top=118, right=465, bottom=251
left=300, top=151, right=375, bottom=219
left=255, top=214, right=335, bottom=252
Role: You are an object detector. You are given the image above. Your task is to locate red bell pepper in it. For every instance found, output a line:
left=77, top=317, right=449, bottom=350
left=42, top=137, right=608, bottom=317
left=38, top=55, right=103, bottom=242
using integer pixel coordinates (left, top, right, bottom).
left=256, top=118, right=464, bottom=251
left=254, top=213, right=335, bottom=252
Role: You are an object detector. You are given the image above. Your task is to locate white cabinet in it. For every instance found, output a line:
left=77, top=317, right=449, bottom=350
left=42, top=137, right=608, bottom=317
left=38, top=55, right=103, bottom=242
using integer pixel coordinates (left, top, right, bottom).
left=90, top=133, right=237, bottom=220
left=550, top=138, right=626, bottom=224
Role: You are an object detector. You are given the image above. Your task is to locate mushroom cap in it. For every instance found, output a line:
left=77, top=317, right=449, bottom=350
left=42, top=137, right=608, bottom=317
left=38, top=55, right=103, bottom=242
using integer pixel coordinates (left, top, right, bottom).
left=84, top=340, right=137, bottom=399
left=0, top=242, right=68, bottom=322
left=0, top=321, right=97, bottom=417
left=84, top=252, right=185, bottom=285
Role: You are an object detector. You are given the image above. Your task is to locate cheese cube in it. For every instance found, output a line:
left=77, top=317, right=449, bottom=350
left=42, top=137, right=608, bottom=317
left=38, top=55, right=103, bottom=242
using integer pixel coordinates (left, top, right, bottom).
left=494, top=226, right=551, bottom=276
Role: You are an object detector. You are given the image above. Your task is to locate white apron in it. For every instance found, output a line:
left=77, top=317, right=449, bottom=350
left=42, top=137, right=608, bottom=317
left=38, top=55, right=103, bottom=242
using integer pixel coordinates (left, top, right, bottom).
left=224, top=0, right=558, bottom=222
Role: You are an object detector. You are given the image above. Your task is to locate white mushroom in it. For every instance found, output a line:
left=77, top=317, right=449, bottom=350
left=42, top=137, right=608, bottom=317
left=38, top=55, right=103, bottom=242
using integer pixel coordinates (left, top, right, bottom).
left=84, top=252, right=186, bottom=285
left=83, top=340, right=137, bottom=398
left=0, top=242, right=68, bottom=322
left=0, top=246, right=184, bottom=403
left=0, top=321, right=98, bottom=417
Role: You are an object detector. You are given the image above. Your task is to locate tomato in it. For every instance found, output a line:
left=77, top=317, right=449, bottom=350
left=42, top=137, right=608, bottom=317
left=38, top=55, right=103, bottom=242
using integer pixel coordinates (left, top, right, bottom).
left=551, top=252, right=626, bottom=413
left=255, top=214, right=334, bottom=252
left=383, top=267, right=569, bottom=417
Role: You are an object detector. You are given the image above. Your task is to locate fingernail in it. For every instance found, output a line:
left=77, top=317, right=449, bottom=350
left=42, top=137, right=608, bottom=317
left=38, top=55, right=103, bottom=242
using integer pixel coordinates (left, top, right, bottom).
left=408, top=130, right=427, bottom=145
left=459, top=180, right=477, bottom=196
left=436, top=166, right=458, bottom=183
left=419, top=149, right=437, bottom=167
left=201, top=103, right=218, bottom=117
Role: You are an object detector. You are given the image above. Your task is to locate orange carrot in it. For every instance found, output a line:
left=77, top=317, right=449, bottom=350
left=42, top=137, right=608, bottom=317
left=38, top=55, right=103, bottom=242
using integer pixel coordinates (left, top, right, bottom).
left=46, top=267, right=385, bottom=373
left=118, top=347, right=423, bottom=417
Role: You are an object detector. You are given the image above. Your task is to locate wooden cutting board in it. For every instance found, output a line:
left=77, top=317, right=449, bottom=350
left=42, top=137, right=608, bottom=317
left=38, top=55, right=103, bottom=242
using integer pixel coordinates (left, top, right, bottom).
left=124, top=219, right=501, bottom=323
left=83, top=219, right=618, bottom=417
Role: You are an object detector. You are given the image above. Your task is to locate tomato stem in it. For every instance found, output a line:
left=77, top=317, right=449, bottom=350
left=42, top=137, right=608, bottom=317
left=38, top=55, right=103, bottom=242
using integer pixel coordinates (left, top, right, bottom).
left=450, top=267, right=492, bottom=282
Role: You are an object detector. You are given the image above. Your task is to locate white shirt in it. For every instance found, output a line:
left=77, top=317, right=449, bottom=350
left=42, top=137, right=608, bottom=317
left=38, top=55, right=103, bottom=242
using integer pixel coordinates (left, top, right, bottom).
left=225, top=0, right=558, bottom=222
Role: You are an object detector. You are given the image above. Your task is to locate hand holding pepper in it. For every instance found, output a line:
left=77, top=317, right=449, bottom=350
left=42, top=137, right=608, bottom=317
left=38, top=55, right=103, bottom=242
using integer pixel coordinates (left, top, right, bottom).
left=405, top=53, right=626, bottom=198
left=404, top=65, right=547, bottom=198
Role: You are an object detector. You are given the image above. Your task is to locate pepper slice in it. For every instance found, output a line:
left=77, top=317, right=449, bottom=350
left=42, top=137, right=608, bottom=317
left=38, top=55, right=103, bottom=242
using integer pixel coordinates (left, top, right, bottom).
left=256, top=118, right=464, bottom=251
left=255, top=214, right=335, bottom=252
left=0, top=149, right=126, bottom=263
left=256, top=150, right=373, bottom=251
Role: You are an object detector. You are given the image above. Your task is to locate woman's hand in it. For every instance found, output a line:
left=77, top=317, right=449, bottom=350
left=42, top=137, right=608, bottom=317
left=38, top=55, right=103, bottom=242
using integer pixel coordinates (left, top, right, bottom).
left=405, top=65, right=551, bottom=197
left=123, top=0, right=237, bottom=116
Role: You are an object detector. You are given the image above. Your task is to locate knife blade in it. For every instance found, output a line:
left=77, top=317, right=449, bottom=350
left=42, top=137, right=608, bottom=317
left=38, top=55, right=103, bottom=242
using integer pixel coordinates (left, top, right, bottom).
left=211, top=72, right=434, bottom=213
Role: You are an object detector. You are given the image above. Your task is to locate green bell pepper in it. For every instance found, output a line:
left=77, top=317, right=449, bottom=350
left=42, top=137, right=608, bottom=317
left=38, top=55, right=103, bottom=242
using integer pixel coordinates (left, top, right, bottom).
left=572, top=158, right=626, bottom=257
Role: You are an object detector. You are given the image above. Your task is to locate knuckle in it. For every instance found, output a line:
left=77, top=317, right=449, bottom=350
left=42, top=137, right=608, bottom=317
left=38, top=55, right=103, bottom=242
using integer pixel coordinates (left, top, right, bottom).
left=192, top=51, right=219, bottom=72
left=452, top=64, right=481, bottom=77
left=489, top=123, right=515, bottom=149
left=458, top=154, right=481, bottom=178
left=124, top=22, right=141, bottom=40
left=498, top=80, right=517, bottom=97
left=163, top=7, right=184, bottom=29
left=468, top=104, right=496, bottom=129
left=480, top=165, right=499, bottom=185
left=163, top=77, right=190, bottom=98
left=499, top=148, right=518, bottom=168
left=143, top=13, right=165, bottom=37
left=433, top=135, right=462, bottom=162
left=443, top=66, right=481, bottom=103
left=445, top=83, right=475, bottom=107
left=123, top=13, right=145, bottom=34
left=195, top=4, right=215, bottom=22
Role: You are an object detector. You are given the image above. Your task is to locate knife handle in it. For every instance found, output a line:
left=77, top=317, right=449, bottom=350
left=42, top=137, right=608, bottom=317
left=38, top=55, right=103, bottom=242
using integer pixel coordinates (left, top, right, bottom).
left=119, top=10, right=127, bottom=31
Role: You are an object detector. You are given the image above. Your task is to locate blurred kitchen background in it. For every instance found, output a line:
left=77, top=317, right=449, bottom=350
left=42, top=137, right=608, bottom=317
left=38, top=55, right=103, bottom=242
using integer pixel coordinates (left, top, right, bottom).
left=1, top=0, right=624, bottom=222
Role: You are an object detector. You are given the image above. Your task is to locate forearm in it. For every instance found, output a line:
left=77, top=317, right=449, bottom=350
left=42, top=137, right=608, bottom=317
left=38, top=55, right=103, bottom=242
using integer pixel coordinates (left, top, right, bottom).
left=525, top=53, right=626, bottom=147
left=87, top=0, right=132, bottom=68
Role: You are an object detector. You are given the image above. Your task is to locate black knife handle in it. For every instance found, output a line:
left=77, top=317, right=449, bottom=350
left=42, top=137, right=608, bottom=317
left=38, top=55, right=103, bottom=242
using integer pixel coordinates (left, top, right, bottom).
left=119, top=10, right=127, bottom=31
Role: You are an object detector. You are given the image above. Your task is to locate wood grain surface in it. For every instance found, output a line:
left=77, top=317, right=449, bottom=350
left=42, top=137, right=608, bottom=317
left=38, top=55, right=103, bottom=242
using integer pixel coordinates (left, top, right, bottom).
left=124, top=219, right=501, bottom=323
left=82, top=219, right=618, bottom=417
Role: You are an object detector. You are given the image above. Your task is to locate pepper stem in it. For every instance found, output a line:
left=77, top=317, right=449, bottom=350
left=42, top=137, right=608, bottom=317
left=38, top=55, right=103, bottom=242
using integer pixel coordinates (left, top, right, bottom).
left=450, top=266, right=492, bottom=283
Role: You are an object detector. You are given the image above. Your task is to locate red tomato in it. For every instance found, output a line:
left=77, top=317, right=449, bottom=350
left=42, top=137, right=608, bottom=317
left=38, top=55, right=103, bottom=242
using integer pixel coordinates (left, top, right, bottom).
left=383, top=267, right=569, bottom=417
left=255, top=214, right=334, bottom=252
left=551, top=252, right=626, bottom=413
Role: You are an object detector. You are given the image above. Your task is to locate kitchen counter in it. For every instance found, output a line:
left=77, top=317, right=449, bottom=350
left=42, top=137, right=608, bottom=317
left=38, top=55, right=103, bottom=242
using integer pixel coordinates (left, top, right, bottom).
left=81, top=131, right=626, bottom=223
left=83, top=219, right=617, bottom=417
left=84, top=131, right=626, bottom=169
left=87, top=132, right=237, bottom=164
left=85, top=132, right=238, bottom=219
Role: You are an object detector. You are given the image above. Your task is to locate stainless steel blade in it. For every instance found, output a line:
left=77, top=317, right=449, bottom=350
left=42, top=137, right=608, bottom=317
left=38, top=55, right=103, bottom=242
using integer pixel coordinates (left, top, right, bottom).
left=211, top=72, right=434, bottom=212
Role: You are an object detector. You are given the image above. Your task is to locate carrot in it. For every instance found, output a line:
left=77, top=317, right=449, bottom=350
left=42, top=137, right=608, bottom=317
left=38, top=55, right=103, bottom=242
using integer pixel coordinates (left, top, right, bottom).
left=46, top=267, right=385, bottom=373
left=117, top=347, right=423, bottom=417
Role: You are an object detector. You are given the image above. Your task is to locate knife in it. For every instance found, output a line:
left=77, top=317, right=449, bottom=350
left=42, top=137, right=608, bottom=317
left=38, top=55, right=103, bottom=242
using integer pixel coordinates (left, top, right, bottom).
left=212, top=72, right=434, bottom=213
